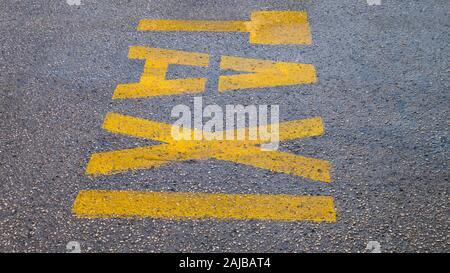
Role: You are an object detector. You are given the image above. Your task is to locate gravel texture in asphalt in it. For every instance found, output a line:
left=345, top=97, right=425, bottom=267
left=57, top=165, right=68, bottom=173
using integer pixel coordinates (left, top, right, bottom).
left=0, top=0, right=448, bottom=252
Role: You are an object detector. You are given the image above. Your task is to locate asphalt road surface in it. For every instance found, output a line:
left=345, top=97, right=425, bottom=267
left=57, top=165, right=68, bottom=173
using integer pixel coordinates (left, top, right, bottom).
left=0, top=0, right=448, bottom=252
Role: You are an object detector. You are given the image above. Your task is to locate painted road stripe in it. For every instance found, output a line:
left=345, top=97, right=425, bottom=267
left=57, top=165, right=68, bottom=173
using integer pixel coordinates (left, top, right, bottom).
left=219, top=55, right=316, bottom=91
left=113, top=46, right=209, bottom=99
left=138, top=11, right=312, bottom=45
left=73, top=190, right=336, bottom=222
left=85, top=113, right=331, bottom=182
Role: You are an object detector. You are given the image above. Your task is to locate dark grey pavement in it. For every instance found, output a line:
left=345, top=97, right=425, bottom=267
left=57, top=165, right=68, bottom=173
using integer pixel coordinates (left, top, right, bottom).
left=0, top=0, right=448, bottom=252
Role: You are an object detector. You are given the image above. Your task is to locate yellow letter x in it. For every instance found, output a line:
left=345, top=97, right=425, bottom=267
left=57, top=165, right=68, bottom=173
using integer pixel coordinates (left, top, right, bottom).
left=86, top=113, right=332, bottom=182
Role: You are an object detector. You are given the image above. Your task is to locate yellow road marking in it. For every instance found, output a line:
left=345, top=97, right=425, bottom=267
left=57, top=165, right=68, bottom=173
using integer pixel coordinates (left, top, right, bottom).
left=114, top=46, right=317, bottom=98
left=139, top=20, right=247, bottom=32
left=73, top=190, right=336, bottom=222
left=113, top=46, right=209, bottom=99
left=138, top=11, right=312, bottom=45
left=86, top=113, right=331, bottom=182
left=219, top=55, right=316, bottom=91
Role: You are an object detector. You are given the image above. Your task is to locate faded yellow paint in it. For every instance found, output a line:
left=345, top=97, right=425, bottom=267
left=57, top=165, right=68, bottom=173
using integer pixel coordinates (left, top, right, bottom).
left=113, top=46, right=209, bottom=99
left=86, top=113, right=331, bottom=182
left=248, top=11, right=312, bottom=45
left=73, top=190, right=336, bottom=222
left=219, top=56, right=317, bottom=91
left=138, top=20, right=247, bottom=32
left=138, top=11, right=312, bottom=45
left=113, top=46, right=316, bottom=98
